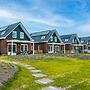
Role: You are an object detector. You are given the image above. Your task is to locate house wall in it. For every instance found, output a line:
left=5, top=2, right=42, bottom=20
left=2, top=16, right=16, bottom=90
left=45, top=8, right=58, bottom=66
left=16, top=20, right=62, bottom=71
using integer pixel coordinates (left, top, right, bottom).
left=48, top=33, right=61, bottom=43
left=34, top=42, right=48, bottom=53
left=6, top=25, right=30, bottom=41
left=0, top=39, right=7, bottom=55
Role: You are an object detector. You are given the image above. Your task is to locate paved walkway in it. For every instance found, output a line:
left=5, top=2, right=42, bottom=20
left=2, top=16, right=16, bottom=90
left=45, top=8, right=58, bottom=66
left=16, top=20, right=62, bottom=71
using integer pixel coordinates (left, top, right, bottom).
left=0, top=60, right=64, bottom=90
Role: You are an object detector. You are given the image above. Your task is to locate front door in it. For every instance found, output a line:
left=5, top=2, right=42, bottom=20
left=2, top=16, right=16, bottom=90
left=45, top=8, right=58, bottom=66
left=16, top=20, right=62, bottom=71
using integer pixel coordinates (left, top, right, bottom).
left=21, top=44, right=28, bottom=52
left=48, top=45, right=54, bottom=53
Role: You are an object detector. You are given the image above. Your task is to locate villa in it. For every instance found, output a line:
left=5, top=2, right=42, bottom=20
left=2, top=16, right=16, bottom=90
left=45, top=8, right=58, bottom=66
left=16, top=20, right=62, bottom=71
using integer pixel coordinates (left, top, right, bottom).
left=60, top=34, right=84, bottom=53
left=0, top=22, right=34, bottom=55
left=79, top=36, right=90, bottom=50
left=30, top=30, right=65, bottom=54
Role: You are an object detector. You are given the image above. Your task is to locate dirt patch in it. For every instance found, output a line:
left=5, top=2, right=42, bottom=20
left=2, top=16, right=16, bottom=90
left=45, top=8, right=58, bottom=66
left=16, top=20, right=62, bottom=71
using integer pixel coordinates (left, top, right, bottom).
left=0, top=62, right=18, bottom=86
left=9, top=55, right=56, bottom=61
left=44, top=53, right=90, bottom=60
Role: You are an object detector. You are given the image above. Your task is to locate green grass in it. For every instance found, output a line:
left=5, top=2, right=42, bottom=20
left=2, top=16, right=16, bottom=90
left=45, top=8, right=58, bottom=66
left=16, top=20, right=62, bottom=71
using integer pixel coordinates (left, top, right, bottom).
left=0, top=55, right=90, bottom=90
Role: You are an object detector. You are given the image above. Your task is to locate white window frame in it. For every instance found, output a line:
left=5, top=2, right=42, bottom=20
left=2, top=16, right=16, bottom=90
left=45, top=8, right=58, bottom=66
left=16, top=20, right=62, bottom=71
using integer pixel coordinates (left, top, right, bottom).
left=41, top=36, right=45, bottom=39
left=21, top=44, right=28, bottom=51
left=55, top=37, right=57, bottom=42
left=65, top=39, right=68, bottom=42
left=81, top=40, right=84, bottom=43
left=20, top=32, right=24, bottom=39
left=12, top=31, right=17, bottom=38
left=51, top=36, right=53, bottom=41
left=7, top=43, right=17, bottom=53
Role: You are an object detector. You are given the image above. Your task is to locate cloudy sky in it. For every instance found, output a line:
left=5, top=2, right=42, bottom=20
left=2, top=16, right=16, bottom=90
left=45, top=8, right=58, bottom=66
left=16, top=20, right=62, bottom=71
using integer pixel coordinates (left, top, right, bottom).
left=0, top=0, right=90, bottom=36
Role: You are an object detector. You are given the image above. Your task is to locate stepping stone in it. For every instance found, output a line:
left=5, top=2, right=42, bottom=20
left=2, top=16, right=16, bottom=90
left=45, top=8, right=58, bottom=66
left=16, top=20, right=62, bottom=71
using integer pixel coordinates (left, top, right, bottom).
left=31, top=70, right=41, bottom=73
left=41, top=86, right=62, bottom=90
left=27, top=67, right=35, bottom=70
left=32, top=73, right=47, bottom=78
left=23, top=65, right=31, bottom=67
left=35, top=78, right=54, bottom=84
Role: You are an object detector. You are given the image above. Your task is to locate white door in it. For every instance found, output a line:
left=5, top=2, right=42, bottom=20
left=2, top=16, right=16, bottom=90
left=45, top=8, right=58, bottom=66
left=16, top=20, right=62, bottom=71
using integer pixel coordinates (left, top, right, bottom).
left=48, top=45, right=54, bottom=53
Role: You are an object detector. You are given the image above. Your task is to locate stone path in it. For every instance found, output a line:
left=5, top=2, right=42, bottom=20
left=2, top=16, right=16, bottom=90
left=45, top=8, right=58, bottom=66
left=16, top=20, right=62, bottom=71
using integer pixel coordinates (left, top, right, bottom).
left=35, top=78, right=54, bottom=84
left=41, top=86, right=62, bottom=90
left=31, top=70, right=42, bottom=73
left=0, top=60, right=64, bottom=90
left=32, top=73, right=47, bottom=78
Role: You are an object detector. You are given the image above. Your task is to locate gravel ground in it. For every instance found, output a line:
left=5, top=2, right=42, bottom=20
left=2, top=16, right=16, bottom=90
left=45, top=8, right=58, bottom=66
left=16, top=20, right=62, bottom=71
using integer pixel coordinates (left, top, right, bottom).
left=0, top=62, right=18, bottom=86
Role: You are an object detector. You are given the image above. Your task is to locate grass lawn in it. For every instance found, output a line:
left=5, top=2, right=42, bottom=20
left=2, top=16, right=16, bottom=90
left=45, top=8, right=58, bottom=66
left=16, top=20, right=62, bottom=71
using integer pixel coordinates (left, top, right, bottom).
left=0, top=55, right=90, bottom=90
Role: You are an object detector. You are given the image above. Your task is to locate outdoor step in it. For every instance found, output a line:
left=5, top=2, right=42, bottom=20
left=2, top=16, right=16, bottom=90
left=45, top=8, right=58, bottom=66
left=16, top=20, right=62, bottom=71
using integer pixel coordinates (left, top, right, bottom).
left=35, top=78, right=54, bottom=84
left=31, top=70, right=41, bottom=73
left=32, top=73, right=47, bottom=78
left=27, top=67, right=35, bottom=70
left=41, top=86, right=63, bottom=90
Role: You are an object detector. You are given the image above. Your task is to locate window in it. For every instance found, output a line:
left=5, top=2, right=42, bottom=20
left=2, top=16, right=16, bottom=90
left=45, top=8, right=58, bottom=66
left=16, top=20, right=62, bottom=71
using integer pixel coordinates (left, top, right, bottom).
left=65, top=39, right=68, bottom=42
left=20, top=32, right=24, bottom=39
left=21, top=44, right=28, bottom=51
left=8, top=44, right=16, bottom=53
left=81, top=40, right=84, bottom=43
left=12, top=31, right=17, bottom=38
left=55, top=37, right=57, bottom=42
left=51, top=36, right=53, bottom=41
left=41, top=36, right=45, bottom=39
left=88, top=40, right=90, bottom=45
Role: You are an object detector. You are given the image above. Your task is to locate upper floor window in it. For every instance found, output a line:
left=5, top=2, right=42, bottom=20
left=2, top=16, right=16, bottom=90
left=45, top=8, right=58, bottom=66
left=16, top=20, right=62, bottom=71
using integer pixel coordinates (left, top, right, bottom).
left=12, top=31, right=17, bottom=38
left=20, top=32, right=24, bottom=39
left=41, top=36, right=45, bottom=39
left=81, top=40, right=84, bottom=43
left=50, top=36, right=53, bottom=41
left=88, top=40, right=90, bottom=45
left=65, top=39, right=68, bottom=42
left=55, top=37, right=57, bottom=42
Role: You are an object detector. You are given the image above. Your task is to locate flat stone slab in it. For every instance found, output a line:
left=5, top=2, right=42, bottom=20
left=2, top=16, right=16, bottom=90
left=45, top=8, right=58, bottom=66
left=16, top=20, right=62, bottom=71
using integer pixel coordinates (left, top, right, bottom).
left=32, top=73, right=47, bottom=78
left=23, top=65, right=31, bottom=67
left=35, top=78, right=54, bottom=84
left=31, top=70, right=41, bottom=73
left=41, top=86, right=62, bottom=90
left=27, top=67, right=35, bottom=70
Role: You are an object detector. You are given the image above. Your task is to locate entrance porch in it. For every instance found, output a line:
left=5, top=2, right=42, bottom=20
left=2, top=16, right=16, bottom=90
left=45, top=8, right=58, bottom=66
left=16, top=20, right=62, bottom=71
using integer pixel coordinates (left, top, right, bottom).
left=48, top=43, right=65, bottom=53
left=7, top=40, right=34, bottom=55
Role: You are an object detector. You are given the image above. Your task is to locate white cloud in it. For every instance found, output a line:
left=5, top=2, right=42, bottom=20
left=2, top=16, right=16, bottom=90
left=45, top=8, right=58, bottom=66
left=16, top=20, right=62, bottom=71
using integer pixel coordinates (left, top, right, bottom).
left=77, top=22, right=90, bottom=32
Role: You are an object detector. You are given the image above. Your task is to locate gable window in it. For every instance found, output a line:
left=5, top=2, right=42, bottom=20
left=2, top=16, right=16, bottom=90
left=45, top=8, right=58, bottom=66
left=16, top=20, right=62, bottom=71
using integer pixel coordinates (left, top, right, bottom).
left=51, top=36, right=53, bottom=41
left=20, top=32, right=24, bottom=39
left=88, top=40, right=90, bottom=45
left=41, top=36, right=45, bottom=39
left=81, top=40, right=84, bottom=43
left=65, top=39, right=68, bottom=42
left=55, top=37, right=57, bottom=42
left=12, top=31, right=17, bottom=38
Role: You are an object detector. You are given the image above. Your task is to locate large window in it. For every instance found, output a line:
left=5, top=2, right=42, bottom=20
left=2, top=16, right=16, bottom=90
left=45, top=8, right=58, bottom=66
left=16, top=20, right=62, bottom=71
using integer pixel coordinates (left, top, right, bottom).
left=8, top=44, right=16, bottom=53
left=21, top=44, right=28, bottom=51
left=12, top=31, right=17, bottom=38
left=20, top=32, right=24, bottom=39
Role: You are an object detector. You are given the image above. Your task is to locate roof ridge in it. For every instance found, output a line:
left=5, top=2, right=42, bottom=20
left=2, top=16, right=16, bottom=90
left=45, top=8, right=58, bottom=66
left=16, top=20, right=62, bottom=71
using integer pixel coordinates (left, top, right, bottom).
left=0, top=22, right=20, bottom=28
left=31, top=29, right=56, bottom=34
left=61, top=33, right=77, bottom=36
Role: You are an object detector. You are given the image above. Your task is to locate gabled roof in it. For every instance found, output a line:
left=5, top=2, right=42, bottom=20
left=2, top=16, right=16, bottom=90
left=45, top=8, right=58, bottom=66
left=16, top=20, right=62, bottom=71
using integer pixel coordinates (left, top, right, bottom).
left=0, top=22, right=32, bottom=41
left=30, top=30, right=62, bottom=43
left=79, top=36, right=90, bottom=44
left=60, top=34, right=80, bottom=44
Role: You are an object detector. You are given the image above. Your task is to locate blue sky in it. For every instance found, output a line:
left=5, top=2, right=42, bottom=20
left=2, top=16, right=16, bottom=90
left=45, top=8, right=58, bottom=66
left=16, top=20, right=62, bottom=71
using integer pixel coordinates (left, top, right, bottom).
left=0, top=0, right=90, bottom=36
